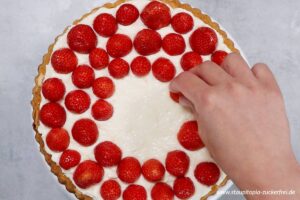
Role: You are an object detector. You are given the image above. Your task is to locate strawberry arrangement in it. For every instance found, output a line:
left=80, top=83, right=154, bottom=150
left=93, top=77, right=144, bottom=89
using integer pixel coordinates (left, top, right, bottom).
left=38, top=1, right=231, bottom=199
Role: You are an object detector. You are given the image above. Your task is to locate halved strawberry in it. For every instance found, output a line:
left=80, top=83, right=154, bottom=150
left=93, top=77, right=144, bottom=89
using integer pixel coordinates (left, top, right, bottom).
left=51, top=48, right=78, bottom=74
left=72, top=65, right=95, bottom=89
left=134, top=29, right=162, bottom=56
left=67, top=24, right=97, bottom=53
left=59, top=149, right=81, bottom=170
left=100, top=179, right=121, bottom=200
left=173, top=177, right=195, bottom=199
left=190, top=27, right=218, bottom=55
left=194, top=162, right=220, bottom=186
left=165, top=150, right=190, bottom=177
left=169, top=92, right=182, bottom=103
left=93, top=13, right=118, bottom=37
left=152, top=58, right=176, bottom=82
left=89, top=48, right=109, bottom=70
left=92, top=77, right=115, bottom=99
left=94, top=141, right=122, bottom=167
left=177, top=121, right=204, bottom=151
left=71, top=119, right=99, bottom=146
left=180, top=51, right=203, bottom=71
left=65, top=90, right=91, bottom=114
left=162, top=33, right=186, bottom=56
left=211, top=50, right=228, bottom=65
left=116, top=4, right=139, bottom=26
left=106, top=34, right=133, bottom=58
left=171, top=12, right=194, bottom=34
left=123, top=185, right=147, bottom=200
left=130, top=56, right=151, bottom=77
left=142, top=159, right=165, bottom=182
left=92, top=100, right=113, bottom=121
left=117, top=157, right=141, bottom=183
left=73, top=160, right=104, bottom=189
left=108, top=58, right=130, bottom=79
left=151, top=182, right=174, bottom=200
left=42, top=78, right=66, bottom=101
left=40, top=102, right=66, bottom=128
left=46, top=128, right=70, bottom=152
left=141, top=1, right=171, bottom=30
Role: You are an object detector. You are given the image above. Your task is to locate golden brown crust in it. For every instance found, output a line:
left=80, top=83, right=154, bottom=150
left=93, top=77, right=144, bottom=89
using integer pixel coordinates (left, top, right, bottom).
left=32, top=0, right=237, bottom=199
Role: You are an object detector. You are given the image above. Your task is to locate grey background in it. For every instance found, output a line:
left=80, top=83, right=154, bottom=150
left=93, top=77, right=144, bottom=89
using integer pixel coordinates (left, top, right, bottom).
left=0, top=0, right=299, bottom=200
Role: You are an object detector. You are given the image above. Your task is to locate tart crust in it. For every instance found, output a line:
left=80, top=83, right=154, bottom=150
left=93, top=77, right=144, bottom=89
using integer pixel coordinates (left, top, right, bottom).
left=32, top=0, right=238, bottom=199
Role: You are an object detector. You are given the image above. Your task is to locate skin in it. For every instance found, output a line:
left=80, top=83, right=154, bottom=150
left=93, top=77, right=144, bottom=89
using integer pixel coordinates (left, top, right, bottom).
left=170, top=53, right=300, bottom=200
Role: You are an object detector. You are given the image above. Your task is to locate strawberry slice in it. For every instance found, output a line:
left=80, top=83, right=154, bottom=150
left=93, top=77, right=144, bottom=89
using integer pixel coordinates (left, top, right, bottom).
left=211, top=50, right=228, bottom=65
left=123, top=185, right=147, bottom=200
left=72, top=119, right=99, bottom=146
left=152, top=58, right=176, bottom=82
left=40, top=102, right=66, bottom=128
left=106, top=34, right=133, bottom=58
left=169, top=92, right=182, bottom=103
left=72, top=65, right=95, bottom=89
left=89, top=48, right=109, bottom=70
left=134, top=29, right=162, bottom=56
left=94, top=141, right=122, bottom=167
left=46, top=128, right=70, bottom=152
left=151, top=182, right=174, bottom=200
left=165, top=150, right=190, bottom=177
left=64, top=90, right=91, bottom=114
left=73, top=160, right=104, bottom=189
left=116, top=4, right=139, bottom=26
left=59, top=149, right=81, bottom=170
left=180, top=51, right=203, bottom=71
left=177, top=121, right=204, bottom=151
left=92, top=100, right=113, bottom=121
left=93, top=13, right=118, bottom=37
left=92, top=77, right=115, bottom=99
left=42, top=78, right=66, bottom=102
left=142, top=159, right=165, bottom=182
left=67, top=24, right=97, bottom=53
left=194, top=162, right=221, bottom=186
left=171, top=12, right=194, bottom=34
left=130, top=56, right=151, bottom=77
left=162, top=33, right=186, bottom=56
left=108, top=58, right=130, bottom=79
left=117, top=157, right=141, bottom=183
left=51, top=48, right=78, bottom=74
left=173, top=177, right=195, bottom=199
left=141, top=1, right=171, bottom=30
left=100, top=179, right=121, bottom=200
left=190, top=27, right=218, bottom=55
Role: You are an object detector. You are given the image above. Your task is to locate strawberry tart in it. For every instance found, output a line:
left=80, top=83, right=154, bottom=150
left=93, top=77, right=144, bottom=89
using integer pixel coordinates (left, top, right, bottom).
left=32, top=0, right=238, bottom=199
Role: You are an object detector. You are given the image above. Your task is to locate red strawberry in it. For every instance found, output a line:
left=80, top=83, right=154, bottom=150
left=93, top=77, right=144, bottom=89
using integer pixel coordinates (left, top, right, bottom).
left=162, top=33, right=186, bottom=56
left=141, top=1, right=171, bottom=30
left=94, top=141, right=122, bottom=167
left=92, top=77, right=115, bottom=99
left=123, top=185, right=147, bottom=200
left=152, top=58, right=176, bottom=82
left=116, top=4, right=139, bottom=26
left=117, top=157, right=141, bottom=183
left=142, top=159, right=165, bottom=182
left=42, top=78, right=66, bottom=101
left=65, top=90, right=91, bottom=114
left=180, top=51, right=203, bottom=71
left=67, top=25, right=97, bottom=54
left=173, top=177, right=195, bottom=199
left=151, top=182, right=174, bottom=200
left=91, top=100, right=113, bottom=121
left=177, top=121, right=204, bottom=151
left=169, top=92, right=182, bottom=103
left=108, top=58, right=130, bottom=79
left=106, top=34, right=133, bottom=58
left=190, top=27, right=218, bottom=55
left=93, top=13, right=118, bottom=37
left=134, top=29, right=162, bottom=56
left=171, top=12, right=194, bottom=34
left=40, top=102, right=66, bottom=128
left=89, top=48, right=109, bottom=70
left=46, top=128, right=70, bottom=152
left=130, top=56, right=151, bottom=77
left=72, top=65, right=95, bottom=89
left=72, top=119, right=99, bottom=146
left=73, top=160, right=104, bottom=189
left=194, top=162, right=220, bottom=186
left=59, top=149, right=81, bottom=170
left=51, top=48, right=78, bottom=74
left=165, top=150, right=190, bottom=177
left=211, top=50, right=228, bottom=65
left=100, top=180, right=121, bottom=200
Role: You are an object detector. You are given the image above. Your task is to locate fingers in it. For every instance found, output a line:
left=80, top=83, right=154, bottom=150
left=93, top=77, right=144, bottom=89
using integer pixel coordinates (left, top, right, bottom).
left=251, top=63, right=279, bottom=90
left=189, top=61, right=232, bottom=85
left=179, top=96, right=194, bottom=109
